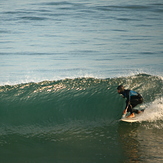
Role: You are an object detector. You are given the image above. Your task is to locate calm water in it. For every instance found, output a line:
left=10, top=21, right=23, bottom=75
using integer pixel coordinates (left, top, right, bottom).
left=1, top=0, right=163, bottom=84
left=0, top=0, right=163, bottom=162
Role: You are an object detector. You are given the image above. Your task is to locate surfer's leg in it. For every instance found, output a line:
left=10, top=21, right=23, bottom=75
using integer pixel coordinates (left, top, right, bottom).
left=130, top=101, right=140, bottom=114
left=127, top=105, right=135, bottom=118
left=133, top=109, right=144, bottom=114
left=132, top=102, right=143, bottom=114
left=127, top=112, right=135, bottom=118
left=133, top=109, right=139, bottom=114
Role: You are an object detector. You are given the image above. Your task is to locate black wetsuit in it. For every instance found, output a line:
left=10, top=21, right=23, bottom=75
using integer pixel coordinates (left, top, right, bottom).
left=121, top=90, right=143, bottom=114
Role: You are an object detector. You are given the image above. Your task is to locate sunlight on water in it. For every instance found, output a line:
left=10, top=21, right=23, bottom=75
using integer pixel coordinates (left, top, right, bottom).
left=0, top=0, right=163, bottom=162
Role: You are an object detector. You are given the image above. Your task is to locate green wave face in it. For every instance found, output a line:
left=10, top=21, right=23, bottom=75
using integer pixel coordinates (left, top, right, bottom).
left=0, top=74, right=162, bottom=126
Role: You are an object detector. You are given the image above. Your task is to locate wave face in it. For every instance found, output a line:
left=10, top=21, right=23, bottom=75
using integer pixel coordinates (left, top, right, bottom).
left=0, top=74, right=162, bottom=127
left=0, top=74, right=163, bottom=163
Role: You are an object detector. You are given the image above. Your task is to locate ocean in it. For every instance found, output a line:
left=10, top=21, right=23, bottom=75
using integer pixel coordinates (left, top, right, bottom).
left=0, top=0, right=163, bottom=162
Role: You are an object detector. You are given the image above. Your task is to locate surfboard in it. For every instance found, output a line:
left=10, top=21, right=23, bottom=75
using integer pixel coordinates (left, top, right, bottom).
left=120, top=110, right=145, bottom=123
left=120, top=117, right=139, bottom=122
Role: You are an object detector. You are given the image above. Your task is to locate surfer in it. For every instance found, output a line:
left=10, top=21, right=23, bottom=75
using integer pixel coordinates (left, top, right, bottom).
left=117, top=85, right=143, bottom=118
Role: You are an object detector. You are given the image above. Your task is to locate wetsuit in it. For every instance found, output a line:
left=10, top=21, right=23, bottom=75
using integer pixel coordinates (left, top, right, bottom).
left=121, top=90, right=143, bottom=114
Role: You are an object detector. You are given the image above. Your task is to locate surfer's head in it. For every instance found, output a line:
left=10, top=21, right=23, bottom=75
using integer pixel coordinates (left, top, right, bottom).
left=117, top=85, right=125, bottom=94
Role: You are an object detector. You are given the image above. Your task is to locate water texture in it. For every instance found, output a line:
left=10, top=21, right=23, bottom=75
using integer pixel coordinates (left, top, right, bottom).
left=0, top=0, right=163, bottom=162
left=0, top=74, right=163, bottom=162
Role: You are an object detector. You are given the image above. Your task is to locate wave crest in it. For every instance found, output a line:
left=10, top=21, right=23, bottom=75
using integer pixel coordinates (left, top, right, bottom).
left=0, top=74, right=162, bottom=126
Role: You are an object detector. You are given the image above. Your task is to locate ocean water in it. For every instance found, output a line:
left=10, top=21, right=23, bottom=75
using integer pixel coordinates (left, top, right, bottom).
left=0, top=0, right=163, bottom=162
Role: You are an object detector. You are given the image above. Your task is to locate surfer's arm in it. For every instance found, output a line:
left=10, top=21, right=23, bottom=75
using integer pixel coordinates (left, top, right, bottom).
left=123, top=109, right=127, bottom=114
left=123, top=92, right=131, bottom=114
left=123, top=101, right=131, bottom=115
left=126, top=91, right=131, bottom=108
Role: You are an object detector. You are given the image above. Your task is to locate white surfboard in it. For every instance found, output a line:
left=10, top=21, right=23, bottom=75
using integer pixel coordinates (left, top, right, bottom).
left=120, top=109, right=145, bottom=122
left=120, top=111, right=144, bottom=123
left=121, top=117, right=139, bottom=122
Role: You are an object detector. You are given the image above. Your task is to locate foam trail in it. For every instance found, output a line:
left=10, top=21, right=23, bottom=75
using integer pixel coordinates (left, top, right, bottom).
left=138, top=98, right=163, bottom=122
